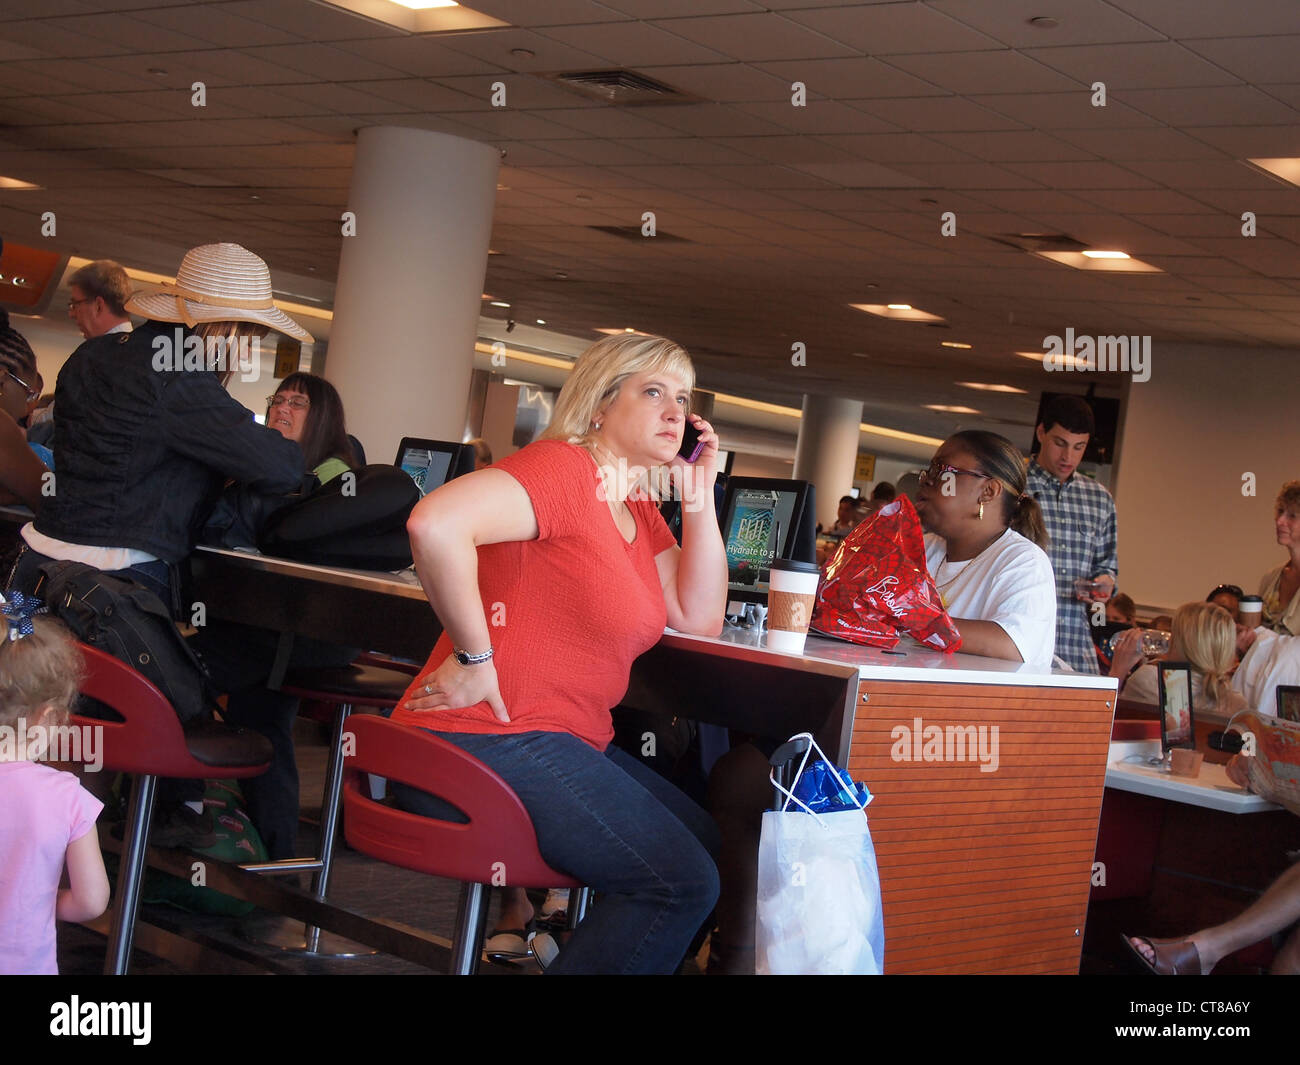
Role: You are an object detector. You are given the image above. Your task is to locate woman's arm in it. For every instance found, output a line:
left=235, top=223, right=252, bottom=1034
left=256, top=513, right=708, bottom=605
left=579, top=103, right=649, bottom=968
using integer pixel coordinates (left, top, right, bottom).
left=655, top=419, right=726, bottom=636
left=57, top=829, right=111, bottom=923
left=949, top=618, right=1023, bottom=662
left=400, top=468, right=539, bottom=718
left=0, top=412, right=47, bottom=510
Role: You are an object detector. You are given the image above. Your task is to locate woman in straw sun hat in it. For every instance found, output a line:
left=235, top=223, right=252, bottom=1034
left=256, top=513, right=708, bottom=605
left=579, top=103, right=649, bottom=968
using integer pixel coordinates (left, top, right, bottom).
left=9, top=242, right=310, bottom=848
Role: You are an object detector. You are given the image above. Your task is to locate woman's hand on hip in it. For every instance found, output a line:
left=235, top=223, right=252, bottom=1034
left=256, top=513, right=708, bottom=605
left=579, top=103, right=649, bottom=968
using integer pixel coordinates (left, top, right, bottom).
left=403, top=657, right=510, bottom=723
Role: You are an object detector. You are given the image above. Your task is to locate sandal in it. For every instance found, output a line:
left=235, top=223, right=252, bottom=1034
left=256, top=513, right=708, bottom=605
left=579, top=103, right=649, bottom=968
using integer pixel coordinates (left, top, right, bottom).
left=1121, top=933, right=1205, bottom=975
left=483, top=923, right=535, bottom=963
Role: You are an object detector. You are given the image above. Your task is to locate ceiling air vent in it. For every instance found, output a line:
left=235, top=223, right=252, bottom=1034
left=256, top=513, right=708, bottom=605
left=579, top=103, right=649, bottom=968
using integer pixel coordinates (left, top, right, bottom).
left=544, top=69, right=697, bottom=106
left=588, top=225, right=690, bottom=243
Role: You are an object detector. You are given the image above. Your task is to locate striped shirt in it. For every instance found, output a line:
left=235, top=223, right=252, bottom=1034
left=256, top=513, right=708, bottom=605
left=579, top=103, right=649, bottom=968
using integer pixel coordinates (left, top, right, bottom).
left=1026, top=460, right=1119, bottom=674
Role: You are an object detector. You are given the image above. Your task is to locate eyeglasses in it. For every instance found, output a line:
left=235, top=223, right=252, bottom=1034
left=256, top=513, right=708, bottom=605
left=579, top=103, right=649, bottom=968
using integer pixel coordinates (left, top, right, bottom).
left=67, top=297, right=94, bottom=310
left=2, top=370, right=37, bottom=401
left=267, top=394, right=309, bottom=410
left=919, top=461, right=988, bottom=487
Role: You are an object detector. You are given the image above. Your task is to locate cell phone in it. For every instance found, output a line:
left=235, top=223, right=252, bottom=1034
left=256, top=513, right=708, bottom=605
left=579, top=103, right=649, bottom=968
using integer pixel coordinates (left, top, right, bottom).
left=678, top=419, right=705, bottom=463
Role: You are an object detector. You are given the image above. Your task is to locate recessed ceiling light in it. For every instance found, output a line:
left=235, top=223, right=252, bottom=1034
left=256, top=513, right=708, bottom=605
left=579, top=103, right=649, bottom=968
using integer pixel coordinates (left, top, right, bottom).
left=0, top=175, right=41, bottom=190
left=1016, top=349, right=1091, bottom=370
left=851, top=303, right=945, bottom=323
left=535, top=319, right=546, bottom=325
left=1028, top=16, right=1060, bottom=28
left=481, top=293, right=492, bottom=299
left=489, top=300, right=510, bottom=308
left=941, top=341, right=972, bottom=349
left=596, top=327, right=644, bottom=335
left=1034, top=250, right=1160, bottom=273
left=924, top=404, right=980, bottom=414
left=956, top=381, right=1028, bottom=394
left=1246, top=157, right=1300, bottom=187
left=575, top=193, right=593, bottom=202
left=393, top=0, right=458, bottom=7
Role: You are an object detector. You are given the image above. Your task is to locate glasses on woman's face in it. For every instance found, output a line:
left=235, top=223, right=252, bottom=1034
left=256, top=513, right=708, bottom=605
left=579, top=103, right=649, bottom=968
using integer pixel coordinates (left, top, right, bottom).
left=918, top=460, right=988, bottom=487
left=267, top=394, right=309, bottom=411
left=2, top=370, right=37, bottom=401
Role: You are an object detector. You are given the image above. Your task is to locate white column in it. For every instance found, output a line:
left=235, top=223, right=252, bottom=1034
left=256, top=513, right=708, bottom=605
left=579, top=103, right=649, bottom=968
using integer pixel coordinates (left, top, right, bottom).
left=792, top=394, right=863, bottom=527
left=325, top=126, right=499, bottom=463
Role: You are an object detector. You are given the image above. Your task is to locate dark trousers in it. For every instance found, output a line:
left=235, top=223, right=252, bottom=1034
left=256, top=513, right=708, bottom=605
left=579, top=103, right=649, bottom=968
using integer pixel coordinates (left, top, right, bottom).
left=190, top=622, right=355, bottom=860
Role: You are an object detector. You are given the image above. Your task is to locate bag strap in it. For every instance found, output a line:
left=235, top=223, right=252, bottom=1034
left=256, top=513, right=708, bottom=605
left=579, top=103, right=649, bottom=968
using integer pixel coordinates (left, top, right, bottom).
left=768, top=731, right=868, bottom=825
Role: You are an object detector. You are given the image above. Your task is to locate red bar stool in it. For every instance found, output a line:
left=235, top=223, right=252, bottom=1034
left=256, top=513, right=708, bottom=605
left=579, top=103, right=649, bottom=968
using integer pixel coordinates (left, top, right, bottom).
left=341, top=714, right=588, bottom=974
left=243, top=657, right=417, bottom=953
left=73, top=642, right=272, bottom=975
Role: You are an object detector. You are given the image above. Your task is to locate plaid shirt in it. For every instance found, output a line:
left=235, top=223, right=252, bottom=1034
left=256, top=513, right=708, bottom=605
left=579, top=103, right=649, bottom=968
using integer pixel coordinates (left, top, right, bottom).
left=1026, top=461, right=1118, bottom=674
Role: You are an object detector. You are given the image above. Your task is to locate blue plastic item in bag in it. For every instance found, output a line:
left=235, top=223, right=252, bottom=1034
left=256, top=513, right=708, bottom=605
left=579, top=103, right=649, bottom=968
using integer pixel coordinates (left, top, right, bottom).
left=790, top=758, right=873, bottom=814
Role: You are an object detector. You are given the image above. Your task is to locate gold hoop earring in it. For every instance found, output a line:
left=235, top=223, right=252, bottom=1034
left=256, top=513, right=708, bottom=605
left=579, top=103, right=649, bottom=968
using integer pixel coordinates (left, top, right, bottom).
left=978, top=502, right=984, bottom=521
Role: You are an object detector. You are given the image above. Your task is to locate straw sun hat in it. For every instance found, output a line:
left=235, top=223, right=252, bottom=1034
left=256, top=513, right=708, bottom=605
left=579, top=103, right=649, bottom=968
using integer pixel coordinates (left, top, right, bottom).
left=126, top=243, right=313, bottom=342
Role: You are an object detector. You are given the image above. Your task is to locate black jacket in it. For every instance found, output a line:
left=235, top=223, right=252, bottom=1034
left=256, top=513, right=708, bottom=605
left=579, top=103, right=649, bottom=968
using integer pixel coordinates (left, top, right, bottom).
left=35, top=321, right=305, bottom=563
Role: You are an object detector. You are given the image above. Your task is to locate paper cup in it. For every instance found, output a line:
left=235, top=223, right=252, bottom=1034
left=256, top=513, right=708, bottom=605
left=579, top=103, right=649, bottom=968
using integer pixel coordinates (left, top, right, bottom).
left=1239, top=596, right=1263, bottom=622
left=766, top=559, right=820, bottom=654
left=1169, top=747, right=1203, bottom=778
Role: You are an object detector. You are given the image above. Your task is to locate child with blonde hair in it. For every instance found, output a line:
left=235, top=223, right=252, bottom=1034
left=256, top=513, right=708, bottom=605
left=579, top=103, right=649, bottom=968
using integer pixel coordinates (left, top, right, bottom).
left=0, top=594, right=110, bottom=974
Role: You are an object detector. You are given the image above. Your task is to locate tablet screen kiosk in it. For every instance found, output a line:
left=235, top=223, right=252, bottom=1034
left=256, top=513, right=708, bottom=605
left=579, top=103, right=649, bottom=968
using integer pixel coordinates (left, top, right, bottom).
left=718, top=477, right=816, bottom=615
left=394, top=438, right=474, bottom=495
left=1157, top=661, right=1196, bottom=755
left=1276, top=685, right=1300, bottom=723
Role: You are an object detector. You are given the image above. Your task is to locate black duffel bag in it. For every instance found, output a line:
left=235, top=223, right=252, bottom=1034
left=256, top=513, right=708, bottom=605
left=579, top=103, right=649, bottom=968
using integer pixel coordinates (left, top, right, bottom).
left=257, top=464, right=420, bottom=570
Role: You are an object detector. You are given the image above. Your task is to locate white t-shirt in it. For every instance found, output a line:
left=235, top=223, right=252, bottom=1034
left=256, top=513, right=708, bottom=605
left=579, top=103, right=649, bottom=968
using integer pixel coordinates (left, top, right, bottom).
left=924, top=528, right=1057, bottom=671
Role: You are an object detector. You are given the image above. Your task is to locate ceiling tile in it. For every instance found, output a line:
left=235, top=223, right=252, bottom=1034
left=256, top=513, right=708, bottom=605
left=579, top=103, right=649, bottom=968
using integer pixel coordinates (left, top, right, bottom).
left=602, top=0, right=761, bottom=14
left=637, top=62, right=792, bottom=103
left=1025, top=42, right=1241, bottom=90
left=883, top=50, right=1081, bottom=95
left=929, top=0, right=1165, bottom=47
left=137, top=5, right=302, bottom=48
left=1053, top=127, right=1227, bottom=161
left=850, top=96, right=1026, bottom=132
left=930, top=130, right=1097, bottom=162
left=785, top=3, right=1003, bottom=54
left=631, top=102, right=794, bottom=138
left=888, top=161, right=1044, bottom=189
left=976, top=90, right=1159, bottom=129
left=243, top=42, right=406, bottom=81
left=432, top=28, right=603, bottom=74
left=648, top=13, right=857, bottom=62
left=819, top=132, right=974, bottom=163
left=1125, top=158, right=1292, bottom=189
left=221, top=0, right=403, bottom=41
left=1104, top=0, right=1300, bottom=38
left=755, top=56, right=946, bottom=98
left=1183, top=126, right=1300, bottom=157
left=452, top=0, right=634, bottom=27
left=1003, top=160, right=1157, bottom=188
left=0, top=19, right=129, bottom=59
left=537, top=22, right=729, bottom=67
left=1183, top=34, right=1300, bottom=85
left=729, top=99, right=899, bottom=134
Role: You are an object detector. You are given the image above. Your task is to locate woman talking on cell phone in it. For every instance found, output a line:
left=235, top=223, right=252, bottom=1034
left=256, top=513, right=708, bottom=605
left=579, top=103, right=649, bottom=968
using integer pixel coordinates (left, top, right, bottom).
left=390, top=333, right=727, bottom=975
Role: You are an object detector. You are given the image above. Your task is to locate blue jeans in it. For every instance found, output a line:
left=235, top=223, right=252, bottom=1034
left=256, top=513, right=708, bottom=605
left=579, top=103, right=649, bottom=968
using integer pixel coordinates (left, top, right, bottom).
left=392, top=729, right=720, bottom=975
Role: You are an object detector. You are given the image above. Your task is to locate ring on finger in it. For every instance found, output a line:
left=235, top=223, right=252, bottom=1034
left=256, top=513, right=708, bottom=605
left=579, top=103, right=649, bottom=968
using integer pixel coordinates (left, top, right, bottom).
left=424, top=682, right=434, bottom=695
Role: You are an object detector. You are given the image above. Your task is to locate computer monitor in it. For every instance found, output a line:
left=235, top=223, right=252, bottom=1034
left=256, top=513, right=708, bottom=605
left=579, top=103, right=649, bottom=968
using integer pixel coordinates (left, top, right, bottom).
left=718, top=477, right=817, bottom=608
left=393, top=438, right=473, bottom=495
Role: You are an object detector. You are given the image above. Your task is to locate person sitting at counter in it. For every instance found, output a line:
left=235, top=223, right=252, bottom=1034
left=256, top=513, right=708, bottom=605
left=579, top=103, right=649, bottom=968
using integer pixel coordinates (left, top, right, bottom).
left=1257, top=481, right=1300, bottom=635
left=1206, top=583, right=1243, bottom=622
left=914, top=430, right=1057, bottom=670
left=1108, top=602, right=1246, bottom=718
left=391, top=333, right=727, bottom=975
left=191, top=373, right=358, bottom=859
left=0, top=311, right=50, bottom=510
left=10, top=243, right=308, bottom=848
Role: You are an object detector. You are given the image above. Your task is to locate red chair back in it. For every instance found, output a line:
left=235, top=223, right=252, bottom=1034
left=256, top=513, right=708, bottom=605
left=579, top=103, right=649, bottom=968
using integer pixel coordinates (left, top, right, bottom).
left=342, top=715, right=579, bottom=889
left=73, top=642, right=266, bottom=779
left=1112, top=719, right=1161, bottom=741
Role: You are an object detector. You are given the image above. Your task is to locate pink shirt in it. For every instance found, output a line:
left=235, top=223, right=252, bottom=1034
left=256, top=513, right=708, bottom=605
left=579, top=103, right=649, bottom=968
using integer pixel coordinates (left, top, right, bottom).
left=0, top=761, right=103, bottom=975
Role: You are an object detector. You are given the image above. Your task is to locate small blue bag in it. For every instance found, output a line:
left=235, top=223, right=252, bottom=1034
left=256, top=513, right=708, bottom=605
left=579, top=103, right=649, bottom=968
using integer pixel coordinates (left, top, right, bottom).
left=790, top=759, right=873, bottom=814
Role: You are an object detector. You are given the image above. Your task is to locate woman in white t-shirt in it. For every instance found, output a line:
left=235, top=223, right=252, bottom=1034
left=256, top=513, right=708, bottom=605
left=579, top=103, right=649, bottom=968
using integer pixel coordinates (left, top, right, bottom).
left=914, top=430, right=1057, bottom=670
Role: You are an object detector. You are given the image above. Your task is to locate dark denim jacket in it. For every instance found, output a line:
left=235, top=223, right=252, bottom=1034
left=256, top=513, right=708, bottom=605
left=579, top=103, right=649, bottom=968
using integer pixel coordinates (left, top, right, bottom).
left=34, top=320, right=305, bottom=563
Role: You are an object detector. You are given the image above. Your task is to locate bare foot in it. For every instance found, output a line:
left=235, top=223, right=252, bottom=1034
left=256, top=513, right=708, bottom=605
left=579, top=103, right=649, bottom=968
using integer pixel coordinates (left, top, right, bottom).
left=1127, top=935, right=1208, bottom=975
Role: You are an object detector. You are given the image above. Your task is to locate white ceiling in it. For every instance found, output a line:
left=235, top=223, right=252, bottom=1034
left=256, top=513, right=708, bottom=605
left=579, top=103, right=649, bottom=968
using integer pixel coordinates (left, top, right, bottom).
left=3, top=0, right=1300, bottom=440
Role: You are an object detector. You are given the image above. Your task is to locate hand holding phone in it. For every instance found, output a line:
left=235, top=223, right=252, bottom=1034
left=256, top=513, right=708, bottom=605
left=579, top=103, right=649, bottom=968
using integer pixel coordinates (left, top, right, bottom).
left=678, top=418, right=706, bottom=463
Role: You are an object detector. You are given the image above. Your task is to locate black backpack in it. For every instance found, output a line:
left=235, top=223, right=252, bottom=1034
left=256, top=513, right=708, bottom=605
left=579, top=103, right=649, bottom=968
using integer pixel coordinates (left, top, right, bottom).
left=33, top=560, right=216, bottom=725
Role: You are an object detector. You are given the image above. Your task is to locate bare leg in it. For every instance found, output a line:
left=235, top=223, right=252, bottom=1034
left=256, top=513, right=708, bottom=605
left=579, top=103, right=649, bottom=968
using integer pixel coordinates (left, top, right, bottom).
left=1130, top=859, right=1300, bottom=973
left=494, top=886, right=533, bottom=932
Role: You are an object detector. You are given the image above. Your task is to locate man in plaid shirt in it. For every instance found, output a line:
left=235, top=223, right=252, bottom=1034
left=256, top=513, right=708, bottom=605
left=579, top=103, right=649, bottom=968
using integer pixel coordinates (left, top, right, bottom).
left=1026, top=396, right=1118, bottom=674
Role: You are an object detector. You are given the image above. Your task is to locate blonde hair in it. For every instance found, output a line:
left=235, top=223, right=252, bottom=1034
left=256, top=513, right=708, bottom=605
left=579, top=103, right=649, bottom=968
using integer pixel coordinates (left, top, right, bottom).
left=543, top=334, right=695, bottom=448
left=0, top=613, right=82, bottom=730
left=1171, top=602, right=1236, bottom=711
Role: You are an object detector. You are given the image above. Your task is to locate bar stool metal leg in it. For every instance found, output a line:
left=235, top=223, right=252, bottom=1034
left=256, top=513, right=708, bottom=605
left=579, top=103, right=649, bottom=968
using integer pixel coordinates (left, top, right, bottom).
left=105, top=773, right=157, bottom=976
left=568, top=887, right=591, bottom=929
left=451, top=882, right=491, bottom=975
left=303, top=702, right=351, bottom=952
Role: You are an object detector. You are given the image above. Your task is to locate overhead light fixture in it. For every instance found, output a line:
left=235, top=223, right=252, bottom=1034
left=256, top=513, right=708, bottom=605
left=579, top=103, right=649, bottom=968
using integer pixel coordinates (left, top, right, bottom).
left=1016, top=349, right=1091, bottom=370
left=0, top=175, right=41, bottom=190
left=1033, top=250, right=1160, bottom=272
left=489, top=300, right=510, bottom=308
left=941, top=341, right=973, bottom=349
left=851, top=303, right=945, bottom=323
left=956, top=381, right=1028, bottom=394
left=924, top=404, right=980, bottom=415
left=535, top=319, right=546, bottom=325
left=1246, top=158, right=1300, bottom=187
left=311, top=0, right=505, bottom=31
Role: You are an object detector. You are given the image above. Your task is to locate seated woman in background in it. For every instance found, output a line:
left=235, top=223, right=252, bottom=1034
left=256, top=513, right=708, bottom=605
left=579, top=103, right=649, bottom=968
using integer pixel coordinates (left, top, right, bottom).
left=1206, top=583, right=1243, bottom=622
left=1258, top=481, right=1300, bottom=636
left=914, top=430, right=1057, bottom=669
left=0, top=312, right=50, bottom=509
left=192, top=372, right=359, bottom=859
left=1108, top=602, right=1246, bottom=718
left=265, top=373, right=357, bottom=483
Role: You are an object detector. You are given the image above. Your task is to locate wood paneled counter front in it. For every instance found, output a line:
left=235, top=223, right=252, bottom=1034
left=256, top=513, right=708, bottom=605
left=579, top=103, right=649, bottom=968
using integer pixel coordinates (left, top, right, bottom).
left=629, top=629, right=1119, bottom=975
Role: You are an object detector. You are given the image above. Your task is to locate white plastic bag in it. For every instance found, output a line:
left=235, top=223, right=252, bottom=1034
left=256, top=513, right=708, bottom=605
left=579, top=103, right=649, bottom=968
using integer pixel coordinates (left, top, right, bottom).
left=755, top=735, right=884, bottom=975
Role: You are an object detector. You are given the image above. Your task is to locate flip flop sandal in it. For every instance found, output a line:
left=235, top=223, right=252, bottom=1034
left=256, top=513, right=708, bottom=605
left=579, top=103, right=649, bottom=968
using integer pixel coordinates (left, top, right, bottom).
left=1121, top=933, right=1204, bottom=975
left=531, top=931, right=559, bottom=972
left=483, top=924, right=535, bottom=963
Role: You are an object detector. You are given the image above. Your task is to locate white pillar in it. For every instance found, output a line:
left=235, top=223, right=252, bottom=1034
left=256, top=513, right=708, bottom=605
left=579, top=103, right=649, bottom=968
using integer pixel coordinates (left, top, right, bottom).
left=325, top=126, right=499, bottom=463
left=793, top=394, right=863, bottom=528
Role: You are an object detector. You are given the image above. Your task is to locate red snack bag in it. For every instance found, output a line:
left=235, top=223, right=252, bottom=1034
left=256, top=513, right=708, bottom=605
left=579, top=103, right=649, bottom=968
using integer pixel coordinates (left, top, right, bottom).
left=810, top=496, right=962, bottom=652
